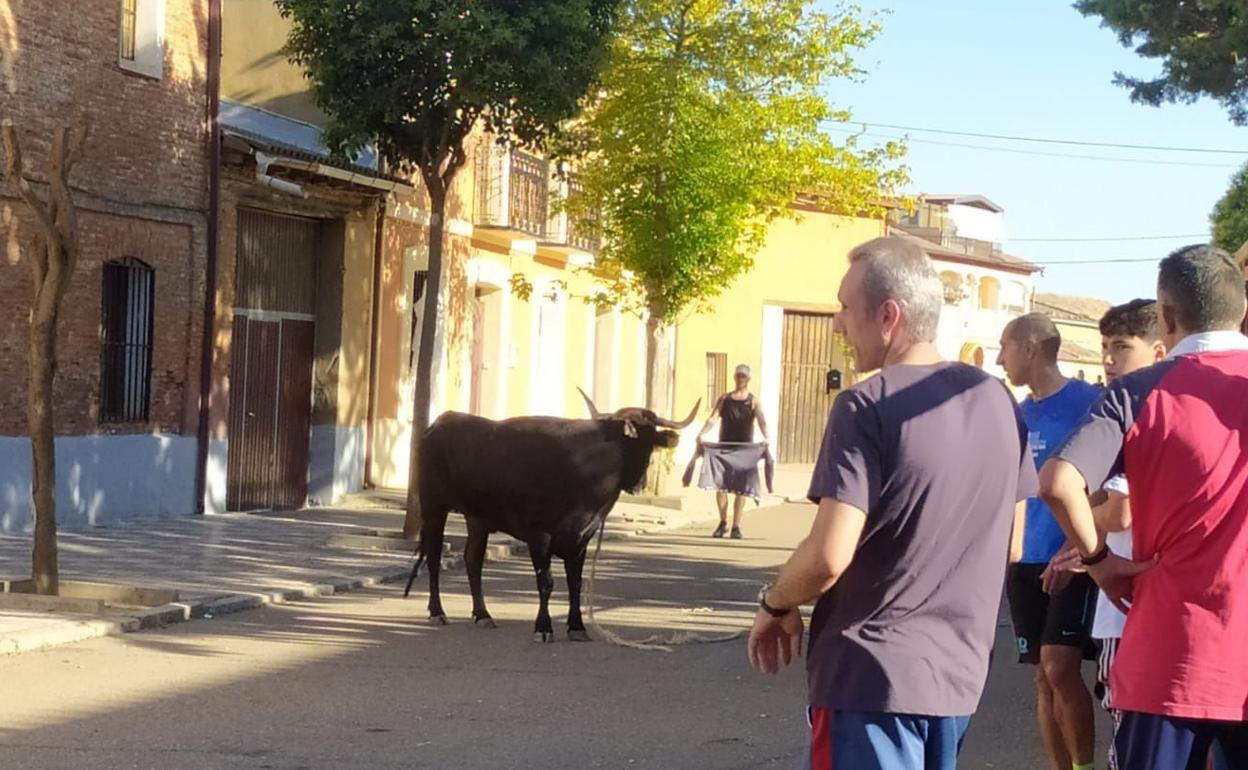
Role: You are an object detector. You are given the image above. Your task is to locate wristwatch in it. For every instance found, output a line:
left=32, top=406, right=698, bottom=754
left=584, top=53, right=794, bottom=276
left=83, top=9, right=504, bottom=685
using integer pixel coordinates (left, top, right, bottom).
left=1081, top=543, right=1111, bottom=566
left=758, top=584, right=793, bottom=618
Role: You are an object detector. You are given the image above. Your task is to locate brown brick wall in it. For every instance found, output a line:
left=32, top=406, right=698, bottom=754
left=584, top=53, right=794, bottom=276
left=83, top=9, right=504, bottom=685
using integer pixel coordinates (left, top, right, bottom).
left=0, top=0, right=210, bottom=437
left=0, top=207, right=199, bottom=435
left=0, top=0, right=209, bottom=211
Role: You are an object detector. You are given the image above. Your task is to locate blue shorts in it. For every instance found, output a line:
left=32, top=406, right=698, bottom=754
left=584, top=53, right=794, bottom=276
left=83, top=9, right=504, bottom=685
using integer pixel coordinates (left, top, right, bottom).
left=1115, top=711, right=1248, bottom=770
left=803, top=707, right=972, bottom=770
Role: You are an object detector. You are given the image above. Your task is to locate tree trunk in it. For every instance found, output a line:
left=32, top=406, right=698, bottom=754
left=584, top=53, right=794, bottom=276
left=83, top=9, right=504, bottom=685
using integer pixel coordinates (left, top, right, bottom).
left=403, top=183, right=448, bottom=540
left=3, top=123, right=84, bottom=597
left=643, top=311, right=673, bottom=415
left=29, top=312, right=58, bottom=595
left=642, top=309, right=674, bottom=495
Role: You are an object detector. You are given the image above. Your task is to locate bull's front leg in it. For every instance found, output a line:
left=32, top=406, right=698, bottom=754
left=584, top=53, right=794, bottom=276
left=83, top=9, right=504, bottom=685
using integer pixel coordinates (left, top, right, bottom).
left=529, top=535, right=555, bottom=643
left=422, top=510, right=449, bottom=624
left=464, top=517, right=495, bottom=628
left=564, top=548, right=590, bottom=642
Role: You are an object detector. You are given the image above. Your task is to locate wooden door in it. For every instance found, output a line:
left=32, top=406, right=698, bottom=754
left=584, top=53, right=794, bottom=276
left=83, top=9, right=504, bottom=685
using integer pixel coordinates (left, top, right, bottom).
left=226, top=317, right=315, bottom=510
left=778, top=311, right=847, bottom=463
left=225, top=210, right=319, bottom=511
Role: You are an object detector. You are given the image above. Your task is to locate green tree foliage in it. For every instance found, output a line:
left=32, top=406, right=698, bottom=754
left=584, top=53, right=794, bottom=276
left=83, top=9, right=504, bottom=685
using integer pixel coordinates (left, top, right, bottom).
left=276, top=0, right=619, bottom=535
left=1077, top=0, right=1248, bottom=123
left=1212, top=161, right=1248, bottom=252
left=560, top=0, right=906, bottom=409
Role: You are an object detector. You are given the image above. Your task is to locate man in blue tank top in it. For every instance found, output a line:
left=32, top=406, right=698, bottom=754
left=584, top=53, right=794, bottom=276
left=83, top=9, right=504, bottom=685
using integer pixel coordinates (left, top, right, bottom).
left=998, top=313, right=1102, bottom=770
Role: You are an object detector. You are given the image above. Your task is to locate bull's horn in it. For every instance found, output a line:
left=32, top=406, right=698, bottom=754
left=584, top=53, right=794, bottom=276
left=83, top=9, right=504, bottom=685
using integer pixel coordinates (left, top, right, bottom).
left=657, top=399, right=701, bottom=430
left=577, top=387, right=603, bottom=419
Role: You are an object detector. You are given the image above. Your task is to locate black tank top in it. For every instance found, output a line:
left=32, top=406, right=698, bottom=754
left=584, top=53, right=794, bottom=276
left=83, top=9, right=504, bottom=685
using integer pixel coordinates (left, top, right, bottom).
left=719, top=394, right=755, bottom=442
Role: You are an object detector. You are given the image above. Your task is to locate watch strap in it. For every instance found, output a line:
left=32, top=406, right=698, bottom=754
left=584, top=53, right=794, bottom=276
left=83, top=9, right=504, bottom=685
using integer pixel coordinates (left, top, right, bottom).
left=1081, top=543, right=1111, bottom=566
left=759, top=587, right=791, bottom=618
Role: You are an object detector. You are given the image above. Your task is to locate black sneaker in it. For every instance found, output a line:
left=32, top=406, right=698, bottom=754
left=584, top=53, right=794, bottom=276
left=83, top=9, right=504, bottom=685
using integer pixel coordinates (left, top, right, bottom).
left=712, top=522, right=728, bottom=538
left=730, top=527, right=743, bottom=540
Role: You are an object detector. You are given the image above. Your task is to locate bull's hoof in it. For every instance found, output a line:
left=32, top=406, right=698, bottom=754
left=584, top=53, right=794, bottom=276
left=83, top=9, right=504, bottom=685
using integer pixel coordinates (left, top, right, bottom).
left=533, top=631, right=555, bottom=643
left=474, top=617, right=498, bottom=629
left=429, top=613, right=449, bottom=625
left=567, top=629, right=591, bottom=642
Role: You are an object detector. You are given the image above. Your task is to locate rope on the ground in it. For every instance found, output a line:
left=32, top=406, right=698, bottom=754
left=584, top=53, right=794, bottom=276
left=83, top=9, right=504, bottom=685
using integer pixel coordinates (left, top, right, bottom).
left=583, top=519, right=745, bottom=653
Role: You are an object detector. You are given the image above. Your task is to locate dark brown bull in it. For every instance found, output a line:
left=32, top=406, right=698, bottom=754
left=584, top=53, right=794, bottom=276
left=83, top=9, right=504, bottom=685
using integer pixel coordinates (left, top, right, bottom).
left=404, top=390, right=699, bottom=641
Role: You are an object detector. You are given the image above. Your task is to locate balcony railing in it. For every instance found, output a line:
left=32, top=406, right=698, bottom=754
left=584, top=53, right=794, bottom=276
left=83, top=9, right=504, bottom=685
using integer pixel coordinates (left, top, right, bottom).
left=473, top=141, right=601, bottom=255
left=474, top=142, right=550, bottom=239
left=939, top=232, right=1002, bottom=260
left=508, top=151, right=549, bottom=238
left=564, top=174, right=601, bottom=254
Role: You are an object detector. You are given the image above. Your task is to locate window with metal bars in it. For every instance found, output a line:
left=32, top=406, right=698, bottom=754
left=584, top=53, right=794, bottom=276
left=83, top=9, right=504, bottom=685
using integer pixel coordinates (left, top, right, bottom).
left=100, top=259, right=154, bottom=423
left=120, top=0, right=138, bottom=61
left=706, top=352, right=727, bottom=408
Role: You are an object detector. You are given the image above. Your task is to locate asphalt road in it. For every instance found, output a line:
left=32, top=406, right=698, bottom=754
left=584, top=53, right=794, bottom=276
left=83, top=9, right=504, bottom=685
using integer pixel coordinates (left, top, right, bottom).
left=0, top=505, right=1105, bottom=769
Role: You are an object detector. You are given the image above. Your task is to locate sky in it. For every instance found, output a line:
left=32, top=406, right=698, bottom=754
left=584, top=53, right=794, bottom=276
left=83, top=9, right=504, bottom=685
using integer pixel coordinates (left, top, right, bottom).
left=818, top=0, right=1248, bottom=304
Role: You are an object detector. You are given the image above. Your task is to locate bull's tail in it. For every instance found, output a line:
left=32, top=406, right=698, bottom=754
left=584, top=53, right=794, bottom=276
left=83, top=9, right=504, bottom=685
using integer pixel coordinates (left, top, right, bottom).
left=403, top=545, right=426, bottom=598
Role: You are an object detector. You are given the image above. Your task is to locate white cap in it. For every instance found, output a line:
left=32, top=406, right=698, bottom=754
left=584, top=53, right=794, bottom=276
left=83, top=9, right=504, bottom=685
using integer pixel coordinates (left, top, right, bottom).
left=734, top=364, right=751, bottom=377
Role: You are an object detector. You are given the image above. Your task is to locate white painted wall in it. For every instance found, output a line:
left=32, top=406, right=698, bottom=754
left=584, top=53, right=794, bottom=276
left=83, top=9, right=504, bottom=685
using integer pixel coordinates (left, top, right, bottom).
left=947, top=203, right=1007, bottom=243
left=759, top=304, right=784, bottom=451
left=308, top=424, right=366, bottom=507
left=933, top=259, right=1035, bottom=380
left=528, top=278, right=567, bottom=416
left=1, top=434, right=198, bottom=534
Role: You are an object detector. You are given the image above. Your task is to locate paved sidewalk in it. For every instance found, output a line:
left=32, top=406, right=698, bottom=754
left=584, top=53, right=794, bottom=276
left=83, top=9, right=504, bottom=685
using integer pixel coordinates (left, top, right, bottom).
left=0, top=483, right=794, bottom=656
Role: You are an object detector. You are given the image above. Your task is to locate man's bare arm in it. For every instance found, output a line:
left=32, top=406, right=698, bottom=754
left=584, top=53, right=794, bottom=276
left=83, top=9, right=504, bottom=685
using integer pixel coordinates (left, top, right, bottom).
left=1039, top=459, right=1099, bottom=556
left=1093, top=490, right=1131, bottom=533
left=1009, top=500, right=1026, bottom=564
left=696, top=396, right=723, bottom=440
left=754, top=399, right=771, bottom=442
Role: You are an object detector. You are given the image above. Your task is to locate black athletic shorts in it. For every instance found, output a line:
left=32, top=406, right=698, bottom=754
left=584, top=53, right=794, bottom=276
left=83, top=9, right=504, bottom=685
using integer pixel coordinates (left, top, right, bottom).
left=1006, top=562, right=1099, bottom=665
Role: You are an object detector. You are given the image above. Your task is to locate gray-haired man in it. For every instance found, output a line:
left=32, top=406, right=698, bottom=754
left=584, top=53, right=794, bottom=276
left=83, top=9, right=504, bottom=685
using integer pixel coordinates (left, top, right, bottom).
left=748, top=236, right=1036, bottom=769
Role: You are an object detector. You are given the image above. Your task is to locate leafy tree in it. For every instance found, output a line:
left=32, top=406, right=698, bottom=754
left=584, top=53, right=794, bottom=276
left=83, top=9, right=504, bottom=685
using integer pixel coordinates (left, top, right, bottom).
left=1212, top=161, right=1248, bottom=252
left=560, top=0, right=906, bottom=414
left=1076, top=0, right=1248, bottom=123
left=277, top=0, right=620, bottom=537
left=0, top=121, right=89, bottom=595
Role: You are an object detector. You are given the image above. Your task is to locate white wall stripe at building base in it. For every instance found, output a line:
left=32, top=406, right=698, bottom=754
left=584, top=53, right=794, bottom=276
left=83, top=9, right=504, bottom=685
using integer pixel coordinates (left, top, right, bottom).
left=760, top=305, right=785, bottom=455
left=204, top=437, right=229, bottom=516
left=0, top=434, right=198, bottom=535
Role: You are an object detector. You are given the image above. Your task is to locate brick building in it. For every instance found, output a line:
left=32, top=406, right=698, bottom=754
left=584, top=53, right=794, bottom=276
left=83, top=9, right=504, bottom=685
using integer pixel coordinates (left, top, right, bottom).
left=0, top=0, right=213, bottom=533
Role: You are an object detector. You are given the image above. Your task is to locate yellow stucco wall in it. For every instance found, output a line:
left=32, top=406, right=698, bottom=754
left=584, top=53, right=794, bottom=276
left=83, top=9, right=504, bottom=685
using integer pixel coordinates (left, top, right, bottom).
left=221, top=0, right=325, bottom=125
left=1056, top=319, right=1106, bottom=384
left=338, top=212, right=376, bottom=427
left=1058, top=319, right=1102, bottom=350
left=672, top=211, right=886, bottom=424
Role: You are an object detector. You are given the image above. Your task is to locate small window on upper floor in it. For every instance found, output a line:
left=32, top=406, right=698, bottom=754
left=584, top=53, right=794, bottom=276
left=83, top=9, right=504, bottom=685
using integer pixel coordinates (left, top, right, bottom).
left=100, top=259, right=155, bottom=424
left=979, top=276, right=1001, bottom=311
left=119, top=0, right=165, bottom=79
left=706, top=352, right=727, bottom=408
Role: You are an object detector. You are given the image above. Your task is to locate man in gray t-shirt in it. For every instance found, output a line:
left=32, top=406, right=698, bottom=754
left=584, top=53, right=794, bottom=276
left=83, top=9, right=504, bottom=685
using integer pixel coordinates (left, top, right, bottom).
left=748, top=236, right=1036, bottom=770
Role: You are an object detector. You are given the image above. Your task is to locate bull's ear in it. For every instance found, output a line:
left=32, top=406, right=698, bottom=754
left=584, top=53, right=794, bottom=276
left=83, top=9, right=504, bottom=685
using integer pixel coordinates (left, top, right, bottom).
left=623, top=420, right=638, bottom=439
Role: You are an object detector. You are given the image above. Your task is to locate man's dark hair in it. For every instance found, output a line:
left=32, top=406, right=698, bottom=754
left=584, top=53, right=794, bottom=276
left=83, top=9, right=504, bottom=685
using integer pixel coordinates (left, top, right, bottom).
left=1005, top=313, right=1061, bottom=360
left=1099, top=298, right=1159, bottom=340
left=1157, top=245, right=1246, bottom=332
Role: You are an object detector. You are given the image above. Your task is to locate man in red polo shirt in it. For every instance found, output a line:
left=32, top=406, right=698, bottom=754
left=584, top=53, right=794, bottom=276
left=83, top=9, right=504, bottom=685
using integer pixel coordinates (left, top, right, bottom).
left=1040, top=244, right=1248, bottom=769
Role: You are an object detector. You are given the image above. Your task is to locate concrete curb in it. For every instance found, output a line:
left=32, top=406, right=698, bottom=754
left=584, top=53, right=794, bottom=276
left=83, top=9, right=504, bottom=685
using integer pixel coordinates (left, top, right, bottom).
left=0, top=565, right=416, bottom=657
